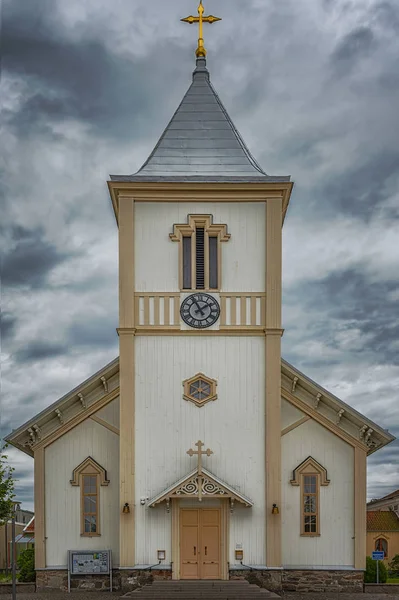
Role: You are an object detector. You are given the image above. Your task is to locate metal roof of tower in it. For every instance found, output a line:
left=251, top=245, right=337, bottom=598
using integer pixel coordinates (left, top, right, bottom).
left=110, top=58, right=290, bottom=183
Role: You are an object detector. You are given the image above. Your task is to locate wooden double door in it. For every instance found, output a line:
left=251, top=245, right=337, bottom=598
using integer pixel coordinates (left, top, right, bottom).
left=180, top=508, right=221, bottom=579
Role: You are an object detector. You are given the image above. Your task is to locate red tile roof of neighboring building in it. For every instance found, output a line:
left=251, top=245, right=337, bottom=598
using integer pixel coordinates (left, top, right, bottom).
left=367, top=511, right=399, bottom=531
left=22, top=516, right=34, bottom=534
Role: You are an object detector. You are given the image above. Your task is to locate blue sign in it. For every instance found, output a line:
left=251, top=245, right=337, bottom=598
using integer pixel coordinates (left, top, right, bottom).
left=372, top=551, right=385, bottom=560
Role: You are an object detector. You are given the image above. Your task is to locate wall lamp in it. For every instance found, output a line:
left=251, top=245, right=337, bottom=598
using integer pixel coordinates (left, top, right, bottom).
left=272, top=504, right=279, bottom=515
left=122, top=503, right=130, bottom=514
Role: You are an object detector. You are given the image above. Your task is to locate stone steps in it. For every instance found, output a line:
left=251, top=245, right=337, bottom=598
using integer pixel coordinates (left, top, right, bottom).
left=123, top=580, right=280, bottom=598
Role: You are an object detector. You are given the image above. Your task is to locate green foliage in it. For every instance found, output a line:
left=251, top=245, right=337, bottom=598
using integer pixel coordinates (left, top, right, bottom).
left=365, top=556, right=387, bottom=583
left=388, top=553, right=399, bottom=577
left=17, top=548, right=35, bottom=582
left=0, top=445, right=15, bottom=522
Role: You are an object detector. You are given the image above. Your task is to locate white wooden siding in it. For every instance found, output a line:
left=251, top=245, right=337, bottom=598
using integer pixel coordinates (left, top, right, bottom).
left=282, top=418, right=354, bottom=567
left=95, top=398, right=120, bottom=428
left=134, top=202, right=266, bottom=292
left=281, top=399, right=305, bottom=430
left=134, top=336, right=266, bottom=565
left=44, top=416, right=120, bottom=567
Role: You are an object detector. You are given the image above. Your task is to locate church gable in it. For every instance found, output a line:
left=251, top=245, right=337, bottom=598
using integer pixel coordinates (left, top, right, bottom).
left=5, top=357, right=394, bottom=458
left=148, top=467, right=253, bottom=509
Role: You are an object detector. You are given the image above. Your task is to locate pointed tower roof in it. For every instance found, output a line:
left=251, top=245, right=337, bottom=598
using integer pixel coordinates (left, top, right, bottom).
left=110, top=58, right=290, bottom=183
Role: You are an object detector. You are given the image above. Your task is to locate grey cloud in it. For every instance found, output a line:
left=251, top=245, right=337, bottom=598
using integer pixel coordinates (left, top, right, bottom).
left=2, top=227, right=69, bottom=288
left=284, top=267, right=399, bottom=367
left=332, top=26, right=376, bottom=74
left=14, top=341, right=66, bottom=364
left=68, top=318, right=118, bottom=349
left=314, top=150, right=399, bottom=220
left=2, top=0, right=186, bottom=144
left=0, top=314, right=17, bottom=342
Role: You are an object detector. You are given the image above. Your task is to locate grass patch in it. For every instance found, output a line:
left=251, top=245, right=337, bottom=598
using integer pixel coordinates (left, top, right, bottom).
left=387, top=577, right=399, bottom=583
left=0, top=574, right=12, bottom=583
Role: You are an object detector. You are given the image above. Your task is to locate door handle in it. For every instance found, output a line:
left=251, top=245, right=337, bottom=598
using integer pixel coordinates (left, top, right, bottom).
left=205, top=546, right=207, bottom=556
left=193, top=546, right=196, bottom=556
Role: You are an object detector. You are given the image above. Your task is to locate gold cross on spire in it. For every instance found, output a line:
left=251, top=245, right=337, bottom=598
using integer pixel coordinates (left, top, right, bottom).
left=181, top=1, right=221, bottom=58
left=187, top=440, right=213, bottom=475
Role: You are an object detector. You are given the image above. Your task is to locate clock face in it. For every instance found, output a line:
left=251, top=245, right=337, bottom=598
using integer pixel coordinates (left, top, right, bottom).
left=180, top=293, right=220, bottom=329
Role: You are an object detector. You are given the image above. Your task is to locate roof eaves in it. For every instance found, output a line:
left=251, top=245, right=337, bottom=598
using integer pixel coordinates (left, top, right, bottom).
left=4, top=357, right=120, bottom=453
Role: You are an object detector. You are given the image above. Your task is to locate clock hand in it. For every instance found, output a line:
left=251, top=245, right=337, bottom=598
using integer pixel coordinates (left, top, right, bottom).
left=194, top=301, right=206, bottom=317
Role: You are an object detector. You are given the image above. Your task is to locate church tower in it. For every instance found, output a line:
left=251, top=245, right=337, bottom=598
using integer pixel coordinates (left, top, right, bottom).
left=108, top=1, right=293, bottom=577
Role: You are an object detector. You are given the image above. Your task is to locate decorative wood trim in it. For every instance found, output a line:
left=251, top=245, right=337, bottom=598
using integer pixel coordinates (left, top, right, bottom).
left=133, top=328, right=266, bottom=336
left=172, top=500, right=179, bottom=580
left=35, top=388, right=120, bottom=450
left=90, top=415, right=120, bottom=436
left=282, top=388, right=367, bottom=450
left=34, top=447, right=45, bottom=568
left=170, top=215, right=230, bottom=292
left=354, top=446, right=367, bottom=569
left=290, top=456, right=330, bottom=487
left=281, top=416, right=310, bottom=436
left=70, top=457, right=109, bottom=538
left=108, top=181, right=294, bottom=226
left=182, top=373, right=217, bottom=408
left=221, top=500, right=229, bottom=580
left=119, top=333, right=135, bottom=567
left=265, top=198, right=283, bottom=567
left=118, top=195, right=136, bottom=568
left=70, top=456, right=110, bottom=487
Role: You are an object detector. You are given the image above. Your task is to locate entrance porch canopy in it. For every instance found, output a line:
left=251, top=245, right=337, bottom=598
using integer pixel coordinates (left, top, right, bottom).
left=148, top=467, right=253, bottom=509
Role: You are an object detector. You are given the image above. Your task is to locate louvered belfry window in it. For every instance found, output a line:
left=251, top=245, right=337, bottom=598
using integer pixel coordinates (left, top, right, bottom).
left=171, top=215, right=230, bottom=291
left=182, top=228, right=218, bottom=290
left=195, top=228, right=205, bottom=289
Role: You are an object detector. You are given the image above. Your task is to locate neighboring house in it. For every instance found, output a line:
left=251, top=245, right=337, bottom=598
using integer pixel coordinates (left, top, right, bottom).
left=0, top=514, right=35, bottom=571
left=368, top=490, right=399, bottom=516
left=367, top=511, right=399, bottom=563
left=0, top=521, right=27, bottom=571
left=15, top=509, right=34, bottom=526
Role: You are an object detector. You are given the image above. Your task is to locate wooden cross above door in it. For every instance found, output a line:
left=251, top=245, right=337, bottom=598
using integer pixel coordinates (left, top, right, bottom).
left=187, top=440, right=213, bottom=475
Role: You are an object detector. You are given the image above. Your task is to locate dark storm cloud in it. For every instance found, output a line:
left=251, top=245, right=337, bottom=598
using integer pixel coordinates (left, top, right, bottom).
left=14, top=341, right=66, bottom=364
left=332, top=26, right=376, bottom=74
left=2, top=227, right=69, bottom=288
left=321, top=152, right=399, bottom=220
left=284, top=267, right=399, bottom=367
left=2, top=0, right=186, bottom=144
left=0, top=314, right=17, bottom=342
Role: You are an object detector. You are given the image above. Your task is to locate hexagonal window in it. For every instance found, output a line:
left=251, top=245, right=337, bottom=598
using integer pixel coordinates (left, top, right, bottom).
left=183, top=373, right=217, bottom=407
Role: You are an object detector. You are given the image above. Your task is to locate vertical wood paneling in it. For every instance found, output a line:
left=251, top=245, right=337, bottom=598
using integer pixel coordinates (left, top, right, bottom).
left=281, top=419, right=354, bottom=567
left=134, top=203, right=265, bottom=293
left=265, top=199, right=283, bottom=567
left=44, top=417, right=120, bottom=567
left=134, top=336, right=266, bottom=566
left=354, top=446, right=367, bottom=569
left=34, top=447, right=45, bottom=568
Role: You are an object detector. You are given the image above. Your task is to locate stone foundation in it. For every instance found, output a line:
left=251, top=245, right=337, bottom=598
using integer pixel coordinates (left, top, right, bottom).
left=229, top=569, right=364, bottom=594
left=282, top=570, right=364, bottom=593
left=36, top=568, right=363, bottom=593
left=36, top=568, right=172, bottom=593
left=120, top=569, right=171, bottom=593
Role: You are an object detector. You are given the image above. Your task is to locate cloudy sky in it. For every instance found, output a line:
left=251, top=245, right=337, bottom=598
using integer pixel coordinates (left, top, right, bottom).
left=1, top=0, right=399, bottom=511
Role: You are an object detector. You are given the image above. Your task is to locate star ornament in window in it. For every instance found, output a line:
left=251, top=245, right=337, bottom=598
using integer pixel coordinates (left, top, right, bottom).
left=183, top=373, right=217, bottom=407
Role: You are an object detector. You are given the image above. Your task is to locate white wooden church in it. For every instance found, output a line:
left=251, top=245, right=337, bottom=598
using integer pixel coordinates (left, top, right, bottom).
left=6, top=4, right=395, bottom=594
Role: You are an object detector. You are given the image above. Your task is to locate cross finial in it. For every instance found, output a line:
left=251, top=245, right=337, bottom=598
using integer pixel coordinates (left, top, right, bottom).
left=187, top=440, right=213, bottom=474
left=181, top=1, right=221, bottom=58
